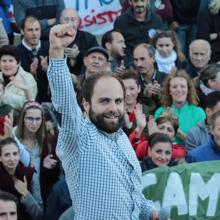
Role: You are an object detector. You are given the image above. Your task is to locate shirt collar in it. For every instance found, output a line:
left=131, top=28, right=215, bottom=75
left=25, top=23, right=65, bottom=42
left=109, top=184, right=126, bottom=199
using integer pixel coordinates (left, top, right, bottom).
left=140, top=69, right=156, bottom=84
left=22, top=38, right=41, bottom=52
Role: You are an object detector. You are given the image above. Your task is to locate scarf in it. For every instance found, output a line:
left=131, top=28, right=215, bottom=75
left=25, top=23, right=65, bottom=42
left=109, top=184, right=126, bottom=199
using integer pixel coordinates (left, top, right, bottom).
left=155, top=49, right=177, bottom=74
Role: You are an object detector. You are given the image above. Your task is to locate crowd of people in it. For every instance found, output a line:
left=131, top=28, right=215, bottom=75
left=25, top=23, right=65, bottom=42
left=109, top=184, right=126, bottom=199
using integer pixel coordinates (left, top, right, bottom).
left=0, top=0, right=220, bottom=219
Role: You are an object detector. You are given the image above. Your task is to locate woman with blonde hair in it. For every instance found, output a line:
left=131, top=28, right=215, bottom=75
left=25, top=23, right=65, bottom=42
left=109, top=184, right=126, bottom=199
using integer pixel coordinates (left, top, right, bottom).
left=154, top=69, right=206, bottom=144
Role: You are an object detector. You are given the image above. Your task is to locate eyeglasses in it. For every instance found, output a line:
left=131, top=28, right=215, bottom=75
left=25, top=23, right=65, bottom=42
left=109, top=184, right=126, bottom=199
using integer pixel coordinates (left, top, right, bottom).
left=24, top=116, right=42, bottom=123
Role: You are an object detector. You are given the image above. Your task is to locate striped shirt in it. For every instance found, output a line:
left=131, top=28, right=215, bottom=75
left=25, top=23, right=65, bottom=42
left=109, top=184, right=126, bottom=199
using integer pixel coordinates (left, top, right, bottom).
left=47, top=58, right=154, bottom=220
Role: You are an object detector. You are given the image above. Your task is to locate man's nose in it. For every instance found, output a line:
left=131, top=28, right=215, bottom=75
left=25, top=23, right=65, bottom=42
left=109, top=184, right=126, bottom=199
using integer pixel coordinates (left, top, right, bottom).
left=108, top=102, right=118, bottom=111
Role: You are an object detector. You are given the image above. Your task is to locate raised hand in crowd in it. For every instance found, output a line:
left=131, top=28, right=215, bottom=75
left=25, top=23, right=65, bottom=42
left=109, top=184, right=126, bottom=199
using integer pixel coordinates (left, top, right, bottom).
left=147, top=115, right=158, bottom=136
left=40, top=56, right=48, bottom=72
left=49, top=24, right=77, bottom=58
left=64, top=44, right=80, bottom=59
left=151, top=80, right=161, bottom=96
left=11, top=74, right=32, bottom=100
left=124, top=110, right=133, bottom=129
left=30, top=58, right=38, bottom=75
left=115, top=59, right=126, bottom=75
left=134, top=103, right=146, bottom=139
left=43, top=154, right=58, bottom=169
left=143, top=81, right=161, bottom=98
left=3, top=111, right=13, bottom=138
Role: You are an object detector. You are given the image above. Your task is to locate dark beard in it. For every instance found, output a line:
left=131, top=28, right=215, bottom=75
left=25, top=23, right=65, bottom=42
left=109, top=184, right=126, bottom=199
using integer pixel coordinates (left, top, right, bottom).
left=89, top=108, right=124, bottom=133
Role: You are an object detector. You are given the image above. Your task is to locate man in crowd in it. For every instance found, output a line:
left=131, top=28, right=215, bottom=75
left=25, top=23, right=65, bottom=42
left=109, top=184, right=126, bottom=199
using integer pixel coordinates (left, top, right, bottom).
left=186, top=39, right=211, bottom=78
left=0, top=191, right=18, bottom=220
left=186, top=110, right=220, bottom=162
left=114, top=0, right=163, bottom=63
left=17, top=15, right=50, bottom=102
left=186, top=91, right=220, bottom=151
left=101, top=29, right=126, bottom=73
left=79, top=46, right=109, bottom=84
left=47, top=23, right=157, bottom=220
left=13, top=0, right=65, bottom=40
left=60, top=8, right=98, bottom=75
left=133, top=43, right=167, bottom=110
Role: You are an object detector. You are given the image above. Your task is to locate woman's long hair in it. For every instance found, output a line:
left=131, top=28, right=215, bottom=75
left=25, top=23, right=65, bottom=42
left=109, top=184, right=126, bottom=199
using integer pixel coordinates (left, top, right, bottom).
left=16, top=101, right=46, bottom=151
left=151, top=29, right=186, bottom=63
left=160, top=69, right=199, bottom=107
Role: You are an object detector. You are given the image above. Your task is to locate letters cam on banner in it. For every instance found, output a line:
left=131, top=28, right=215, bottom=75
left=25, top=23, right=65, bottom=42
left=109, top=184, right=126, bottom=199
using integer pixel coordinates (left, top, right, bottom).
left=142, top=160, right=220, bottom=220
left=64, top=0, right=122, bottom=35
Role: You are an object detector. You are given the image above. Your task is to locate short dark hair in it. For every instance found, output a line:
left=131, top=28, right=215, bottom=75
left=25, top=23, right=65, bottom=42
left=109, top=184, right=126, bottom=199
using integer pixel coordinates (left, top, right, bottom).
left=82, top=71, right=125, bottom=103
left=0, top=191, right=18, bottom=207
left=0, top=137, right=18, bottom=155
left=205, top=91, right=220, bottom=109
left=101, top=29, right=121, bottom=48
left=21, top=15, right=40, bottom=30
left=0, top=45, right=20, bottom=63
left=148, top=133, right=172, bottom=150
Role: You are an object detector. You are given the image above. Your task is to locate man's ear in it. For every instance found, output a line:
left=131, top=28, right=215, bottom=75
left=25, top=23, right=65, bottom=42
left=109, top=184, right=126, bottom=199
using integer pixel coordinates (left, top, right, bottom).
left=82, top=98, right=90, bottom=115
left=20, top=29, right=24, bottom=36
left=105, top=42, right=112, bottom=51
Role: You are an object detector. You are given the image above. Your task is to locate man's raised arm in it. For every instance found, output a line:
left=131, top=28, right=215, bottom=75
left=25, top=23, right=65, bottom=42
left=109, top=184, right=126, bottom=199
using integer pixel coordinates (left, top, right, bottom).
left=49, top=24, right=76, bottom=59
left=47, top=24, right=83, bottom=158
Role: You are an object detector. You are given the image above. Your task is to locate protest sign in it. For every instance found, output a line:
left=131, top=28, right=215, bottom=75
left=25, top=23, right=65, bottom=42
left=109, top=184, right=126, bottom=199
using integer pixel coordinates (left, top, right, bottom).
left=142, top=161, right=220, bottom=219
left=64, top=0, right=122, bottom=35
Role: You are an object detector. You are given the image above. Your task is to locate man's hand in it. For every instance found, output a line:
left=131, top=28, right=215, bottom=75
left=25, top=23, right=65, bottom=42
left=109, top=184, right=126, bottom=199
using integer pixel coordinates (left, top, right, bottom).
left=151, top=81, right=161, bottom=96
left=115, top=60, right=126, bottom=75
left=49, top=24, right=77, bottom=58
left=43, top=154, right=58, bottom=169
left=30, top=58, right=38, bottom=75
left=64, top=44, right=80, bottom=59
left=40, top=56, right=48, bottom=72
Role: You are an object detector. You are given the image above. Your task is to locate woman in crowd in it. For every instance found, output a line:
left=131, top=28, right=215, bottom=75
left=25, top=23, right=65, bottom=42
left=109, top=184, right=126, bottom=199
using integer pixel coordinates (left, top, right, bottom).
left=119, top=69, right=153, bottom=138
left=0, top=137, right=43, bottom=220
left=129, top=110, right=186, bottom=162
left=12, top=100, right=60, bottom=203
left=154, top=69, right=206, bottom=144
left=151, top=29, right=187, bottom=74
left=0, top=45, right=37, bottom=111
left=141, top=133, right=177, bottom=172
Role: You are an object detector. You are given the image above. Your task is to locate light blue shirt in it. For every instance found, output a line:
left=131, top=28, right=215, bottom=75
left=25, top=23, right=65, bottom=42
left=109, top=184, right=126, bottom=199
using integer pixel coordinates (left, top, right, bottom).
left=47, top=58, right=154, bottom=220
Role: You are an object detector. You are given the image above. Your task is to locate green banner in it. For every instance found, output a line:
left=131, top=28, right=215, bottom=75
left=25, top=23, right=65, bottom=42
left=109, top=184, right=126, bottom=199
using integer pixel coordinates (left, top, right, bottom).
left=142, top=161, right=220, bottom=220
